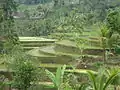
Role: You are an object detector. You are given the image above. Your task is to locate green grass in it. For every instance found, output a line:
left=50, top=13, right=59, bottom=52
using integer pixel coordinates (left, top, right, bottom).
left=27, top=48, right=56, bottom=57
left=34, top=45, right=102, bottom=57
left=56, top=40, right=77, bottom=48
left=39, top=63, right=71, bottom=68
left=19, top=37, right=56, bottom=42
left=65, top=69, right=97, bottom=74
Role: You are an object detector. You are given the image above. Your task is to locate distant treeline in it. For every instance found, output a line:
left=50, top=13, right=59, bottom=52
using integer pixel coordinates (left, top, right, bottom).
left=15, top=0, right=52, bottom=4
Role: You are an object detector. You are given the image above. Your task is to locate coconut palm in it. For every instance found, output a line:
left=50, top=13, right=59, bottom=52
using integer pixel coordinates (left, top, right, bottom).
left=98, top=23, right=109, bottom=63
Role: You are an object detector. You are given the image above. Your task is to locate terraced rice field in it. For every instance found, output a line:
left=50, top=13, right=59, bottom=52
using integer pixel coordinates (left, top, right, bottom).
left=19, top=37, right=56, bottom=50
left=1, top=26, right=120, bottom=89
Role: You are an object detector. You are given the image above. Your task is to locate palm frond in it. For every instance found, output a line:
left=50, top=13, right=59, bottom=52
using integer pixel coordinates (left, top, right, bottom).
left=87, top=71, right=97, bottom=90
left=103, top=71, right=119, bottom=90
left=55, top=66, right=62, bottom=87
left=45, top=69, right=56, bottom=87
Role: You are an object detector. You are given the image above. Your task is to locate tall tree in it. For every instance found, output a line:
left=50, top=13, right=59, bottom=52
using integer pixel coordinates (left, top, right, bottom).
left=0, top=0, right=19, bottom=53
left=106, top=10, right=120, bottom=38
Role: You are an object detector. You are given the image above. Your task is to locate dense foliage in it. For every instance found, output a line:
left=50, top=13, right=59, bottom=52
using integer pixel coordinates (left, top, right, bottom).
left=11, top=0, right=120, bottom=37
left=12, top=55, right=38, bottom=90
left=1, top=0, right=120, bottom=90
left=0, top=0, right=19, bottom=53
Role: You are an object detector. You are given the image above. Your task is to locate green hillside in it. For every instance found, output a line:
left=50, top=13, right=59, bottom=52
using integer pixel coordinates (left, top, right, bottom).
left=1, top=0, right=120, bottom=90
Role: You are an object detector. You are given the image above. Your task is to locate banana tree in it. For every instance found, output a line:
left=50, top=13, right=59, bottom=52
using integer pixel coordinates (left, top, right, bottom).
left=45, top=65, right=66, bottom=90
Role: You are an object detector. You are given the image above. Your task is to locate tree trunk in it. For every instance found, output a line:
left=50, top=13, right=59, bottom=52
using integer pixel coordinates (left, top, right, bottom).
left=102, top=37, right=106, bottom=64
left=103, top=47, right=106, bottom=63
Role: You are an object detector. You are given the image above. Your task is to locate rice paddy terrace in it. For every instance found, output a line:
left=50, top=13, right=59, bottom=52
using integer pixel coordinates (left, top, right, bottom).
left=1, top=27, right=119, bottom=71
left=19, top=37, right=56, bottom=50
left=27, top=39, right=103, bottom=65
left=23, top=26, right=120, bottom=69
left=0, top=36, right=99, bottom=90
left=1, top=35, right=120, bottom=90
left=1, top=25, right=120, bottom=90
left=20, top=36, right=120, bottom=90
left=25, top=37, right=119, bottom=69
left=0, top=35, right=105, bottom=71
left=1, top=25, right=120, bottom=68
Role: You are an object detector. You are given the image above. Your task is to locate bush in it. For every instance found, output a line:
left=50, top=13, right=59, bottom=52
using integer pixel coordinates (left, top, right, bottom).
left=11, top=54, right=39, bottom=90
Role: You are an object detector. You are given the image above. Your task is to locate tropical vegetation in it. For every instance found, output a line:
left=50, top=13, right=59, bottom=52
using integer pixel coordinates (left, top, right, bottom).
left=0, top=0, right=120, bottom=90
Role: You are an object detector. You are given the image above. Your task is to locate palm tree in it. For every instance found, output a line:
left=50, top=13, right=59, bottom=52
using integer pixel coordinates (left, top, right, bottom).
left=99, top=24, right=108, bottom=63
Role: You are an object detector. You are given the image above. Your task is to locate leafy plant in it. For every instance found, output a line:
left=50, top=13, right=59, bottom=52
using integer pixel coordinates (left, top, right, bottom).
left=0, top=0, right=19, bottom=54
left=106, top=67, right=120, bottom=90
left=106, top=9, right=120, bottom=38
left=99, top=24, right=109, bottom=62
left=45, top=65, right=66, bottom=90
left=11, top=54, right=39, bottom=90
left=64, top=73, right=79, bottom=90
left=0, top=75, right=6, bottom=90
left=80, top=68, right=120, bottom=90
